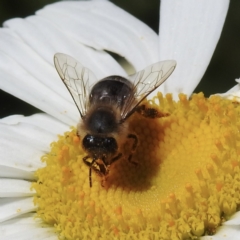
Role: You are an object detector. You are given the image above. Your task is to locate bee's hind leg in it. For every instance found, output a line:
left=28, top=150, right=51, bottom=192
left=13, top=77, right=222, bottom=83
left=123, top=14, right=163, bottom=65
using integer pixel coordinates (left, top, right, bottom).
left=136, top=105, right=169, bottom=118
left=127, top=134, right=138, bottom=165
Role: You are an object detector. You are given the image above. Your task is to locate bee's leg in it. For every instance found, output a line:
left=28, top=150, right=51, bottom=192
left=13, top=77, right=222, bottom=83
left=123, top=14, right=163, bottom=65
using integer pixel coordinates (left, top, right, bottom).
left=93, top=163, right=108, bottom=188
left=97, top=163, right=108, bottom=187
left=83, top=155, right=93, bottom=166
left=101, top=179, right=106, bottom=187
left=89, top=162, right=93, bottom=188
left=101, top=164, right=110, bottom=187
left=127, top=134, right=138, bottom=165
left=111, top=153, right=123, bottom=163
left=98, top=163, right=108, bottom=176
left=83, top=156, right=95, bottom=188
left=100, top=153, right=123, bottom=187
left=99, top=164, right=112, bottom=187
left=136, top=105, right=169, bottom=118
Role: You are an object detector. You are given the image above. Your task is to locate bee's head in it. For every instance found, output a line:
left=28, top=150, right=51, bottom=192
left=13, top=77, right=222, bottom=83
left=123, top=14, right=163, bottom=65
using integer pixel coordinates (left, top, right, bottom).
left=82, top=134, right=118, bottom=158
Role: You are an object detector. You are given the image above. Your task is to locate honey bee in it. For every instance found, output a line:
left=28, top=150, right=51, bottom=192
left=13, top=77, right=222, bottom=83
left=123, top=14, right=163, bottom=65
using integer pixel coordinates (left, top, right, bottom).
left=54, top=53, right=176, bottom=187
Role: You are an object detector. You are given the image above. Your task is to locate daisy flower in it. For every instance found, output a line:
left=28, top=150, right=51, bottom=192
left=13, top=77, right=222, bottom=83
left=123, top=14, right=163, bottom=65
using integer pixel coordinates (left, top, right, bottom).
left=1, top=0, right=239, bottom=239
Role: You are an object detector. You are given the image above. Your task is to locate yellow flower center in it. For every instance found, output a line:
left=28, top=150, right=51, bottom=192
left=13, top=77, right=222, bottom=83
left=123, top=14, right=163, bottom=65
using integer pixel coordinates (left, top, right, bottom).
left=32, top=92, right=240, bottom=239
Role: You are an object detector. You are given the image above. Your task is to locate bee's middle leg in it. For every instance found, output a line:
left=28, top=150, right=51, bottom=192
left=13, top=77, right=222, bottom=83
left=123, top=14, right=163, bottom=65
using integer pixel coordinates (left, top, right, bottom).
left=111, top=153, right=123, bottom=163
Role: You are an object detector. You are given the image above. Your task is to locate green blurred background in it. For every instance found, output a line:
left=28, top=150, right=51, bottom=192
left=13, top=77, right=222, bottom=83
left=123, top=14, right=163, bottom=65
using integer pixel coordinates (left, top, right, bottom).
left=0, top=0, right=239, bottom=118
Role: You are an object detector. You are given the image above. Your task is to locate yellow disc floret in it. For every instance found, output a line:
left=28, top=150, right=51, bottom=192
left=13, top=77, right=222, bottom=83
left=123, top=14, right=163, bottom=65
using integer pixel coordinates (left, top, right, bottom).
left=32, top=92, right=240, bottom=239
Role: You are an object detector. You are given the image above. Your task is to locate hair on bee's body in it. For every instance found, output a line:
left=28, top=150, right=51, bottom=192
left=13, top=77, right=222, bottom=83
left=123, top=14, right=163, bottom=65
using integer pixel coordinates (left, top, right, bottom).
left=54, top=53, right=176, bottom=187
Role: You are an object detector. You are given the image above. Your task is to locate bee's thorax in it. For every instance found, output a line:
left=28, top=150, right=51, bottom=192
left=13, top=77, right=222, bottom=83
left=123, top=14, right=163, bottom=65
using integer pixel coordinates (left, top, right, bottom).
left=83, top=106, right=118, bottom=134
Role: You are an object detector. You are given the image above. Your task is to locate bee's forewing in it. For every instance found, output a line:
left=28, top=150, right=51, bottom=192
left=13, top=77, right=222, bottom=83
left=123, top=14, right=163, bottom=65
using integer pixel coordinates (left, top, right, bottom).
left=54, top=53, right=98, bottom=118
left=121, top=60, right=177, bottom=120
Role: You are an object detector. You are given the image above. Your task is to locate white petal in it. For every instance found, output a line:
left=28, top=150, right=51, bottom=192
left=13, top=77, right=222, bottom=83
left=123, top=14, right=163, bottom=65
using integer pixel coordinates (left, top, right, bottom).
left=201, top=225, right=240, bottom=240
left=0, top=14, right=119, bottom=125
left=0, top=166, right=34, bottom=180
left=0, top=45, right=78, bottom=126
left=0, top=213, right=36, bottom=236
left=0, top=179, right=34, bottom=198
left=217, top=79, right=240, bottom=101
left=223, top=212, right=240, bottom=226
left=35, top=0, right=159, bottom=70
left=0, top=114, right=68, bottom=176
left=1, top=229, right=57, bottom=240
left=3, top=17, right=124, bottom=78
left=0, top=113, right=69, bottom=134
left=0, top=212, right=57, bottom=239
left=159, top=0, right=229, bottom=98
left=0, top=1, right=160, bottom=124
left=0, top=197, right=36, bottom=223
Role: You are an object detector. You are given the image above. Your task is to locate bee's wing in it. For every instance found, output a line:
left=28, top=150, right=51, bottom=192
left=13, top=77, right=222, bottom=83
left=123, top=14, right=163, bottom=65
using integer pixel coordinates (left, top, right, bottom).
left=121, top=60, right=176, bottom=120
left=54, top=53, right=98, bottom=118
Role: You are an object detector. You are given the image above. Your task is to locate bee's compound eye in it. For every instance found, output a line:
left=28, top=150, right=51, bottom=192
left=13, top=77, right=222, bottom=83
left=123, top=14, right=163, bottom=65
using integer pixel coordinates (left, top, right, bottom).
left=83, top=135, right=118, bottom=155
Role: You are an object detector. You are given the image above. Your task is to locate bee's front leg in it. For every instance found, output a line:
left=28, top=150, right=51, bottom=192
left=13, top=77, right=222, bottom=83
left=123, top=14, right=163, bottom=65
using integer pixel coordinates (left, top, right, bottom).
left=83, top=155, right=91, bottom=167
left=83, top=156, right=95, bottom=187
left=136, top=104, right=169, bottom=118
left=83, top=156, right=106, bottom=187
